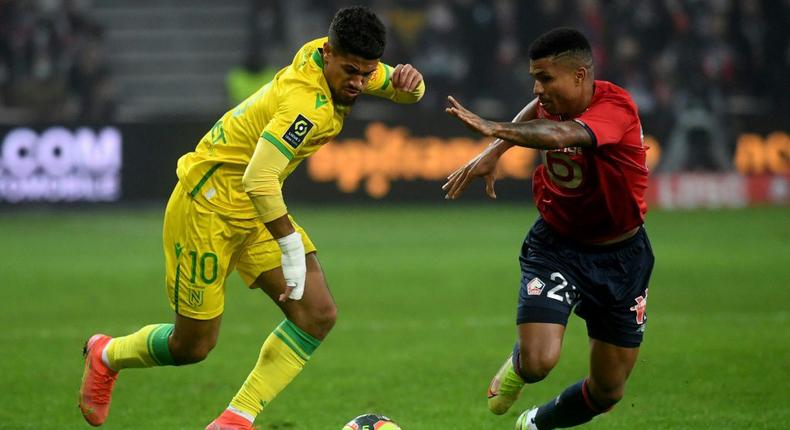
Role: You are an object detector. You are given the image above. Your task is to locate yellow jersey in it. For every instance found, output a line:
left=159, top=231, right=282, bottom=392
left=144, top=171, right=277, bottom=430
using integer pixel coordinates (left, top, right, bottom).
left=176, top=37, right=425, bottom=220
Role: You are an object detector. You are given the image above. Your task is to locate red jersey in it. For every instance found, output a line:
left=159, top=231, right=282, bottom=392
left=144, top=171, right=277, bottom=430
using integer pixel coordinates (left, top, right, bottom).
left=532, top=80, right=648, bottom=243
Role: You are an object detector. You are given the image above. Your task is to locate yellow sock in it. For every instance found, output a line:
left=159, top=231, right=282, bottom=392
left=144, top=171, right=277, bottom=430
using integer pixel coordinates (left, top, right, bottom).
left=229, top=319, right=321, bottom=419
left=106, top=323, right=175, bottom=370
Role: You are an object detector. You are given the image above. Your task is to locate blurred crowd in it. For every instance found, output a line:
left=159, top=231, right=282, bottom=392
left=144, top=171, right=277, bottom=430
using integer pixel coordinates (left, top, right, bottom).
left=2, top=0, right=787, bottom=150
left=0, top=0, right=114, bottom=123
left=314, top=1, right=787, bottom=132
left=289, top=0, right=787, bottom=170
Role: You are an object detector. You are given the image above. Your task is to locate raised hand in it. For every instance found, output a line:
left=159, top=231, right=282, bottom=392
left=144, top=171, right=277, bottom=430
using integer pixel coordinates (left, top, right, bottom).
left=391, top=64, right=423, bottom=92
left=442, top=146, right=502, bottom=200
left=445, top=96, right=495, bottom=137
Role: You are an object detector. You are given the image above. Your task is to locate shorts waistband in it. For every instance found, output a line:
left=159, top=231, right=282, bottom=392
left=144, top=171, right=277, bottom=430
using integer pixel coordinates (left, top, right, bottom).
left=531, top=218, right=645, bottom=254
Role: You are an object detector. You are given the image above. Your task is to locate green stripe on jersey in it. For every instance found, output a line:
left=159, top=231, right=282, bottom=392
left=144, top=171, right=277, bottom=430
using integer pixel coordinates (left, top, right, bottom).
left=381, top=64, right=391, bottom=90
left=174, top=263, right=181, bottom=315
left=262, top=131, right=294, bottom=160
left=190, top=163, right=223, bottom=197
left=312, top=49, right=324, bottom=69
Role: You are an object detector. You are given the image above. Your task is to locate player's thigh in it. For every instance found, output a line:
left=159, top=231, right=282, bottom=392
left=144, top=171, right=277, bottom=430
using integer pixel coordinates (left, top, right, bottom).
left=516, top=322, right=565, bottom=375
left=235, top=215, right=317, bottom=287
left=517, top=219, right=581, bottom=326
left=163, top=183, right=244, bottom=321
left=578, top=234, right=652, bottom=400
left=252, top=252, right=336, bottom=340
left=587, top=338, right=639, bottom=404
left=575, top=227, right=654, bottom=348
left=516, top=226, right=580, bottom=375
left=236, top=219, right=334, bottom=338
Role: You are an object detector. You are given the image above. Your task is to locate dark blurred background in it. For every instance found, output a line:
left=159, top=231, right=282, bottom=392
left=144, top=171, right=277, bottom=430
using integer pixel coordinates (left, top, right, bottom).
left=1, top=0, right=788, bottom=205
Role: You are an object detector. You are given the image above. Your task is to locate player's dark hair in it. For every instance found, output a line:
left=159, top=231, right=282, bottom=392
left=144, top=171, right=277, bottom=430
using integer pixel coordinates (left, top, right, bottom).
left=328, top=6, right=386, bottom=60
left=529, top=27, right=592, bottom=65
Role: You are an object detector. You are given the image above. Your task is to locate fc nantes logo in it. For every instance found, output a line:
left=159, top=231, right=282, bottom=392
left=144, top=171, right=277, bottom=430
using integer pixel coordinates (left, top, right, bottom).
left=283, top=114, right=314, bottom=148
left=187, top=287, right=204, bottom=307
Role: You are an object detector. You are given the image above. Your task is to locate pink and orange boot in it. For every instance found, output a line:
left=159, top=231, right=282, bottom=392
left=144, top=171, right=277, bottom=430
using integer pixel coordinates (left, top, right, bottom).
left=79, top=334, right=118, bottom=426
left=205, top=409, right=256, bottom=430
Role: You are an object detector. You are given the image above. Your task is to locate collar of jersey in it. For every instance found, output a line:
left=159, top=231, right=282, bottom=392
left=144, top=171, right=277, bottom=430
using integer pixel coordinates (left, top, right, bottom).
left=310, top=46, right=351, bottom=116
left=312, top=49, right=324, bottom=69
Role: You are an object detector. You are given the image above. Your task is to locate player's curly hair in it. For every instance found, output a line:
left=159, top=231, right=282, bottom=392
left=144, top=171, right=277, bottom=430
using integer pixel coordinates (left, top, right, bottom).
left=328, top=6, right=386, bottom=60
left=529, top=27, right=593, bottom=66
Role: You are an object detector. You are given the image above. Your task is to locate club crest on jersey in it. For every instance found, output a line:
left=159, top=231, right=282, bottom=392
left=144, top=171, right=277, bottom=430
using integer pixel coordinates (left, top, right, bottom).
left=282, top=114, right=314, bottom=148
left=527, top=278, right=545, bottom=295
left=630, top=289, right=648, bottom=325
left=187, top=287, right=204, bottom=307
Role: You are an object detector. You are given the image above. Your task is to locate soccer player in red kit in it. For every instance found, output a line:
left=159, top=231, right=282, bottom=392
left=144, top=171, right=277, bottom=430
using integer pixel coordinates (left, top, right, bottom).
left=443, top=27, right=654, bottom=430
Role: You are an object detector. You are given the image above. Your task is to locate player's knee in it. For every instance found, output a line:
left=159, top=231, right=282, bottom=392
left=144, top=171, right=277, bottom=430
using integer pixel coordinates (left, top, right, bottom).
left=312, top=302, right=337, bottom=337
left=170, top=339, right=215, bottom=365
left=518, top=348, right=558, bottom=383
left=292, top=302, right=337, bottom=341
left=518, top=363, right=550, bottom=383
left=587, top=380, right=625, bottom=409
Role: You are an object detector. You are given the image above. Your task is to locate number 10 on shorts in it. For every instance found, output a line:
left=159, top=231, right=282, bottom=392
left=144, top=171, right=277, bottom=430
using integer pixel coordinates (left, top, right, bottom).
left=187, top=251, right=218, bottom=284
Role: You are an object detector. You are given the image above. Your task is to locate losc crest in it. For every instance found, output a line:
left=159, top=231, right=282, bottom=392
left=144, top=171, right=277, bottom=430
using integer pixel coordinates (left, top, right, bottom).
left=0, top=126, right=122, bottom=203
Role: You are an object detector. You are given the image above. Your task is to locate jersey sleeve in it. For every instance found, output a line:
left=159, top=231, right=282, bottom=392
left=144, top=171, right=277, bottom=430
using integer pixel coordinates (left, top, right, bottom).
left=574, top=97, right=637, bottom=147
left=259, top=87, right=323, bottom=160
left=363, top=62, right=425, bottom=104
left=242, top=86, right=326, bottom=222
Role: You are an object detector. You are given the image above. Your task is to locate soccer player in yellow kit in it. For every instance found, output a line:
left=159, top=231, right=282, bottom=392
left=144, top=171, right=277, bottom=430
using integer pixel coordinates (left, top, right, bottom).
left=78, top=7, right=424, bottom=429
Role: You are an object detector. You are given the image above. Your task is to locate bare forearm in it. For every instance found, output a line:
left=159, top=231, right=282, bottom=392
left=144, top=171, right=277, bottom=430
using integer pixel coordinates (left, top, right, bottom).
left=263, top=212, right=295, bottom=239
left=246, top=193, right=294, bottom=238
left=487, top=98, right=539, bottom=154
left=490, top=119, right=591, bottom=150
left=486, top=139, right=513, bottom=157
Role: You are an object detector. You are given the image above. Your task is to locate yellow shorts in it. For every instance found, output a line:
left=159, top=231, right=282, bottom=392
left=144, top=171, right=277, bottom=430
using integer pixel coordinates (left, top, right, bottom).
left=162, top=182, right=317, bottom=320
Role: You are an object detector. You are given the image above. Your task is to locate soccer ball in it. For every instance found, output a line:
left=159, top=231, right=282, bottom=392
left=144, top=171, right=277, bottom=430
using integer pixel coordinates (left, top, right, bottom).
left=342, top=413, right=401, bottom=430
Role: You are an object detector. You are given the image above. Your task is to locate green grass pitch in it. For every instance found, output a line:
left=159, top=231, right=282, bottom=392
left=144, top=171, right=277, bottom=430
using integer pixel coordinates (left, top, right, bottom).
left=1, top=204, right=788, bottom=429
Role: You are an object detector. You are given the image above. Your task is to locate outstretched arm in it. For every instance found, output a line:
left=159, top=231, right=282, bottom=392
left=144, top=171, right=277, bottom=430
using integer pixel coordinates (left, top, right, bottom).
left=478, top=98, right=539, bottom=157
left=442, top=98, right=539, bottom=200
left=445, top=96, right=593, bottom=150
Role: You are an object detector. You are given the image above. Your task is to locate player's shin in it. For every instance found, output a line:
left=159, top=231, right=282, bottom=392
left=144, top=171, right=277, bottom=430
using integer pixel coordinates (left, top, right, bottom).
left=105, top=323, right=176, bottom=369
left=532, top=378, right=611, bottom=429
left=227, top=319, right=321, bottom=421
left=487, top=344, right=527, bottom=415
